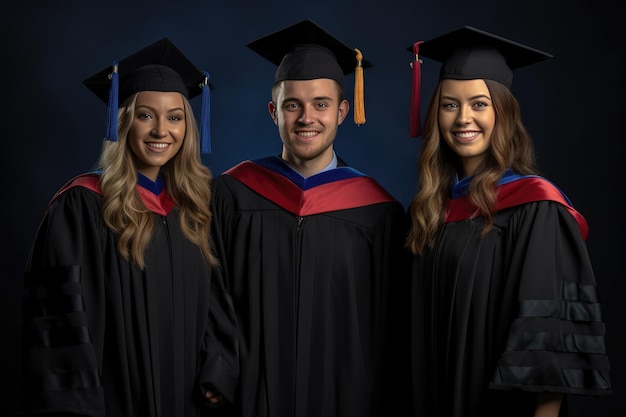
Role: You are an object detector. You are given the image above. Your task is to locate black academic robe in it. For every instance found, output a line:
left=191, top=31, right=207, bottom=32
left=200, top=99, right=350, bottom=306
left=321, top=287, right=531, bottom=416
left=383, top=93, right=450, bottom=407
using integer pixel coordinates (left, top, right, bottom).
left=211, top=156, right=412, bottom=417
left=21, top=173, right=238, bottom=417
left=410, top=172, right=611, bottom=417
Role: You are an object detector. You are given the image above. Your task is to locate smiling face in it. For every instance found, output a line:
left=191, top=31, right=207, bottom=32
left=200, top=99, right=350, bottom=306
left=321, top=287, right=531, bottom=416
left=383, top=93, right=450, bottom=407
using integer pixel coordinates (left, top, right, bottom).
left=438, top=79, right=496, bottom=177
left=128, top=91, right=186, bottom=180
left=268, top=78, right=349, bottom=177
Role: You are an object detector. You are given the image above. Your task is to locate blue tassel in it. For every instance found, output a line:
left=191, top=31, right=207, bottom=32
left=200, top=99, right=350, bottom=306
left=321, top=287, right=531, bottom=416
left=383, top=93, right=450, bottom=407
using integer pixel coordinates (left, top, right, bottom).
left=200, top=71, right=211, bottom=154
left=106, top=61, right=119, bottom=142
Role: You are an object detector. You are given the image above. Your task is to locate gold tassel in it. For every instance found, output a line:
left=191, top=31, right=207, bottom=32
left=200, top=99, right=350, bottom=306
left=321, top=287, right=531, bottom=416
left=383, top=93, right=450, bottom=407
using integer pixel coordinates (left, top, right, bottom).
left=353, top=48, right=366, bottom=125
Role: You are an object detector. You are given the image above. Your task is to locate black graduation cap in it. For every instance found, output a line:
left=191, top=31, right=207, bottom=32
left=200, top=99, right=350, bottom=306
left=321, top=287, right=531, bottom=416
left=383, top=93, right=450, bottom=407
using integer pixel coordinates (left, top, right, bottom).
left=407, top=26, right=552, bottom=137
left=83, top=37, right=213, bottom=153
left=246, top=19, right=372, bottom=125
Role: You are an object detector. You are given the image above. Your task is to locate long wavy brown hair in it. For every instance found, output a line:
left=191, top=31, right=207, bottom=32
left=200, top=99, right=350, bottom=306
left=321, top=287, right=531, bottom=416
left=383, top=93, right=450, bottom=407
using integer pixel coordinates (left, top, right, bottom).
left=96, top=92, right=217, bottom=269
left=406, top=79, right=539, bottom=255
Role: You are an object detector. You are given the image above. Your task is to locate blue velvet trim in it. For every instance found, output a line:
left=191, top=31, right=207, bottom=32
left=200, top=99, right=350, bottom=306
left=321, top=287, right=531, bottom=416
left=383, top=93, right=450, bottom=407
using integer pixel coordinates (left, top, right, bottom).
left=252, top=155, right=367, bottom=191
left=136, top=172, right=165, bottom=195
left=85, top=170, right=164, bottom=195
left=450, top=169, right=574, bottom=206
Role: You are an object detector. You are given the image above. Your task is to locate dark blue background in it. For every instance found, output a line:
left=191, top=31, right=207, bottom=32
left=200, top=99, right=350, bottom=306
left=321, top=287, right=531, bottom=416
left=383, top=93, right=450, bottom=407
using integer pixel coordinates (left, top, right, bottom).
left=2, top=1, right=624, bottom=415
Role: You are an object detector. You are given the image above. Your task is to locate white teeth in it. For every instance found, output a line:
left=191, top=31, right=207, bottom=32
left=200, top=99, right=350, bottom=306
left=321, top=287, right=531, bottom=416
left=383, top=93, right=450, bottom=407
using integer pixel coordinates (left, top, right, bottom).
left=456, top=132, right=477, bottom=138
left=298, top=131, right=318, bottom=138
left=148, top=143, right=168, bottom=148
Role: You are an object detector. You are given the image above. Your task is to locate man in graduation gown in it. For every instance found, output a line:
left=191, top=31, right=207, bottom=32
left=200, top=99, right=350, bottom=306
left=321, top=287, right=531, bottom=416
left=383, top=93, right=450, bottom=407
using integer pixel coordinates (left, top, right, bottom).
left=211, top=20, right=412, bottom=417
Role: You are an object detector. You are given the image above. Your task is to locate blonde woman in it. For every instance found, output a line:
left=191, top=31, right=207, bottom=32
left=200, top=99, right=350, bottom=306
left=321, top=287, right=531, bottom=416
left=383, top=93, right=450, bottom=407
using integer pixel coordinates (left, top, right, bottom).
left=21, top=38, right=237, bottom=416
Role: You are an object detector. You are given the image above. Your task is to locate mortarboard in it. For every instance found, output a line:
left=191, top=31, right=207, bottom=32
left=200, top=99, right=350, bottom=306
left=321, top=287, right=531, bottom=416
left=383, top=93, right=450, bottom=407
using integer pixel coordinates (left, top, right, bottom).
left=83, top=37, right=214, bottom=153
left=246, top=19, right=372, bottom=125
left=407, top=26, right=553, bottom=137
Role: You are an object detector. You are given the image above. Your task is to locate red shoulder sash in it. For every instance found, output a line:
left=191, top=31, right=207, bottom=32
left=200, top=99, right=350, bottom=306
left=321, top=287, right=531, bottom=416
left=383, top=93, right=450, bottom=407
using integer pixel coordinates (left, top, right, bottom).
left=50, top=173, right=176, bottom=216
left=225, top=161, right=397, bottom=216
left=445, top=177, right=588, bottom=240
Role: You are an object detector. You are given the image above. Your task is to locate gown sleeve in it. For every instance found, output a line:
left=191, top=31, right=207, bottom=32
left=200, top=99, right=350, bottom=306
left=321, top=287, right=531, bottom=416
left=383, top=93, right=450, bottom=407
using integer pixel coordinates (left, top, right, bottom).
left=489, top=201, right=611, bottom=395
left=196, top=180, right=239, bottom=407
left=196, top=261, right=239, bottom=406
left=21, top=187, right=107, bottom=416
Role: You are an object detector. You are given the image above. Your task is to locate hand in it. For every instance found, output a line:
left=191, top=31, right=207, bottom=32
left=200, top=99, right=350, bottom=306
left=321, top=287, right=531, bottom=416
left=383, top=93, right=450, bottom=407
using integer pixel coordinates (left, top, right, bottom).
left=205, top=389, right=224, bottom=405
left=534, top=393, right=562, bottom=417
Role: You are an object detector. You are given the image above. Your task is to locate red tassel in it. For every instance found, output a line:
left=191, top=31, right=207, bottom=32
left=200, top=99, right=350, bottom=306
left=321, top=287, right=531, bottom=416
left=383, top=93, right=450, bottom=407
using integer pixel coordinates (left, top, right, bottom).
left=410, top=41, right=423, bottom=138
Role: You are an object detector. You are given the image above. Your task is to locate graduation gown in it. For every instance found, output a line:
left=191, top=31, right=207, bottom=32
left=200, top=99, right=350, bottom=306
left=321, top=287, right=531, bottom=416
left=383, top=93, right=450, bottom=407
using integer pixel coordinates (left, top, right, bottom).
left=410, top=171, right=611, bottom=417
left=211, top=156, right=412, bottom=417
left=21, top=173, right=238, bottom=417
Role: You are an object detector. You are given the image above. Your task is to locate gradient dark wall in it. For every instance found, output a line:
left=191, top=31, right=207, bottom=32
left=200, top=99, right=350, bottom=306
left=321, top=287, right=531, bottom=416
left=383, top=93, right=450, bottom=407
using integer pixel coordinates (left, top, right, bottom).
left=2, top=1, right=623, bottom=416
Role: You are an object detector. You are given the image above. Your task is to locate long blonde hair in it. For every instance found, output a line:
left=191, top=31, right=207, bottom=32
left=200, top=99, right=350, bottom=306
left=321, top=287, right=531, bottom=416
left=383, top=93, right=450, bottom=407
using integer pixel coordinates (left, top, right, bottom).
left=96, top=93, right=216, bottom=269
left=406, top=79, right=538, bottom=255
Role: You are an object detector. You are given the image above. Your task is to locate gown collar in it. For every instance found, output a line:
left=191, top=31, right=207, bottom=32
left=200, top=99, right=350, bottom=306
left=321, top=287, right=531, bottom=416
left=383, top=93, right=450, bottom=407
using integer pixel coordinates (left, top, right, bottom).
left=136, top=172, right=165, bottom=195
left=450, top=169, right=522, bottom=199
